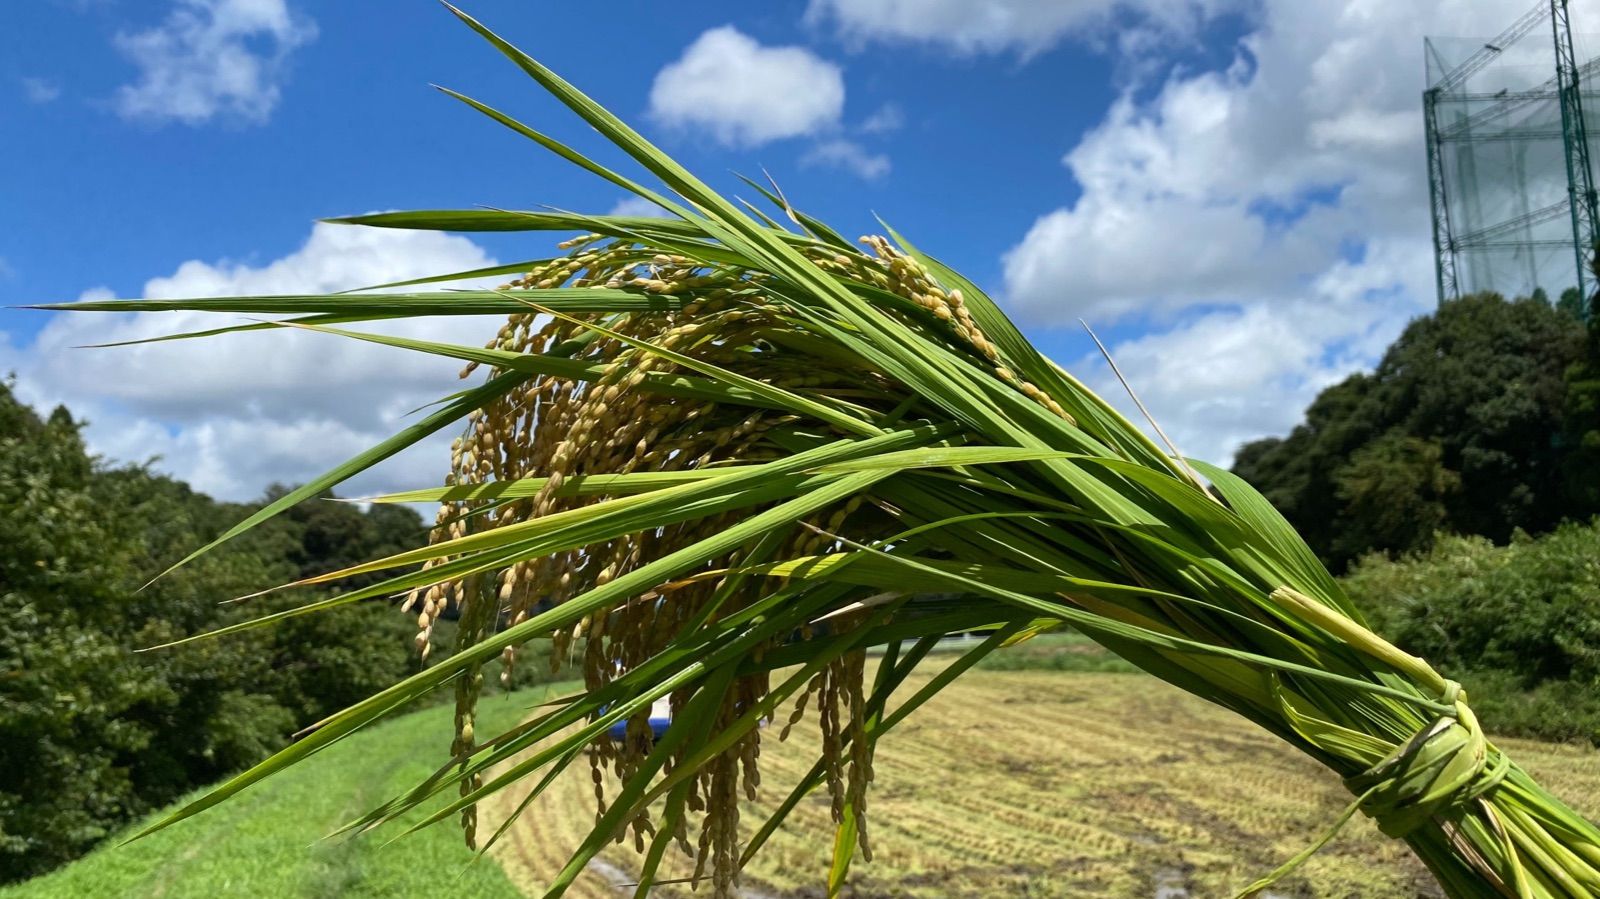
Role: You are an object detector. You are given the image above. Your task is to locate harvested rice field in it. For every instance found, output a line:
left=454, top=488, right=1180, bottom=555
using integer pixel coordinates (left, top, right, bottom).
left=485, top=665, right=1600, bottom=899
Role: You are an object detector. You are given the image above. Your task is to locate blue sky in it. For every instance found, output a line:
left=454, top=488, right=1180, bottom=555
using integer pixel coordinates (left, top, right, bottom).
left=0, top=1, right=1146, bottom=341
left=2, top=0, right=1583, bottom=501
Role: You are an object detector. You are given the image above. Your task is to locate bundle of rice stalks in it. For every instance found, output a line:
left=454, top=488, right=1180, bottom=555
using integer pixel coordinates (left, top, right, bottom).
left=45, top=7, right=1600, bottom=898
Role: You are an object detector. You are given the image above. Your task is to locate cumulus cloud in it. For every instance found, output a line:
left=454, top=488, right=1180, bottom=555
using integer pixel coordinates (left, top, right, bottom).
left=806, top=0, right=1243, bottom=57
left=802, top=139, right=891, bottom=179
left=649, top=26, right=845, bottom=147
left=995, top=0, right=1599, bottom=464
left=112, top=0, right=316, bottom=125
left=1076, top=239, right=1429, bottom=465
left=4, top=223, right=501, bottom=501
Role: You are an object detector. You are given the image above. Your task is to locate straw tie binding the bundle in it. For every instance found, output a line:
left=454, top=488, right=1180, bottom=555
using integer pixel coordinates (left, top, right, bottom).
left=1238, top=589, right=1523, bottom=897
left=1238, top=678, right=1520, bottom=898
left=1344, top=683, right=1510, bottom=841
left=1274, top=586, right=1510, bottom=838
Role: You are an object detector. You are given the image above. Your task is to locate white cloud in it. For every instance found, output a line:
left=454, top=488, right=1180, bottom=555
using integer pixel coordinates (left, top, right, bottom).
left=649, top=26, right=845, bottom=147
left=802, top=139, right=891, bottom=179
left=3, top=222, right=503, bottom=501
left=112, top=0, right=316, bottom=125
left=608, top=196, right=669, bottom=218
left=806, top=0, right=1244, bottom=57
left=994, top=0, right=1598, bottom=465
left=21, top=77, right=62, bottom=104
left=859, top=103, right=904, bottom=134
left=1076, top=239, right=1426, bottom=465
left=1081, top=309, right=1333, bottom=466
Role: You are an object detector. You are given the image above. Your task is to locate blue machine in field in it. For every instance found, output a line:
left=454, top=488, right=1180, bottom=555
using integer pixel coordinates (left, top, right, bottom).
left=605, top=696, right=673, bottom=740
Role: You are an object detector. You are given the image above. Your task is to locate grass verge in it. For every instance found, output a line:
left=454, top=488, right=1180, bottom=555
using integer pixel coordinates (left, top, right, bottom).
left=0, top=685, right=573, bottom=899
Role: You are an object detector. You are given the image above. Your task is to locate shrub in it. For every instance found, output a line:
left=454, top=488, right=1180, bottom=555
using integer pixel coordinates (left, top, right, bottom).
left=1343, top=521, right=1600, bottom=743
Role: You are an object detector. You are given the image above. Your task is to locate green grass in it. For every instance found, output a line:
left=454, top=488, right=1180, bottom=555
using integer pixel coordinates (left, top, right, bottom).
left=976, top=629, right=1141, bottom=673
left=1, top=685, right=573, bottom=899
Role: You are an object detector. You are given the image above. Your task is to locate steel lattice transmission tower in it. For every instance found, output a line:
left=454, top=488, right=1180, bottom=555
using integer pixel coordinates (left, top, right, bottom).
left=1424, top=0, right=1598, bottom=309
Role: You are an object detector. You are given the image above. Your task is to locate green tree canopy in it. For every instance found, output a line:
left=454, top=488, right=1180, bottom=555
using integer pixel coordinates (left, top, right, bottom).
left=1232, top=293, right=1586, bottom=569
left=0, top=378, right=427, bottom=882
left=1560, top=286, right=1600, bottom=511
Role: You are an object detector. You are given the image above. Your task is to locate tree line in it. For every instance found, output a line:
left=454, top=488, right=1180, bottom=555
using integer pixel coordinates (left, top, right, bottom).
left=1231, top=289, right=1600, bottom=572
left=1231, top=288, right=1600, bottom=746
